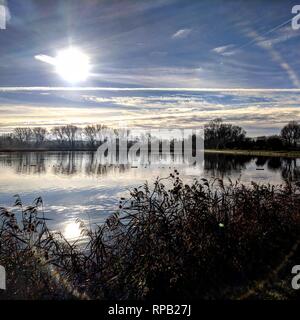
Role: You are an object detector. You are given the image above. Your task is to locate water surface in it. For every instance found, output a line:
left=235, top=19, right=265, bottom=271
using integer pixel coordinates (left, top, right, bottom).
left=0, top=151, right=298, bottom=238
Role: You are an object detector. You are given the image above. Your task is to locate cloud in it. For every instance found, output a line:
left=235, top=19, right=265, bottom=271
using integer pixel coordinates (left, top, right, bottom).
left=245, top=29, right=300, bottom=88
left=35, top=55, right=56, bottom=65
left=1, top=87, right=300, bottom=92
left=171, top=28, right=192, bottom=39
left=257, top=27, right=300, bottom=48
left=0, top=89, right=299, bottom=137
left=239, top=24, right=300, bottom=51
left=212, top=44, right=236, bottom=56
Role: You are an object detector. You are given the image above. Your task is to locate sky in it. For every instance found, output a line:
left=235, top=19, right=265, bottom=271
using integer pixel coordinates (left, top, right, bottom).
left=0, top=0, right=300, bottom=136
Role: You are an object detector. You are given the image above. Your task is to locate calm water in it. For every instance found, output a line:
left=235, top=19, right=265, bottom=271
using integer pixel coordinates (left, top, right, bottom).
left=0, top=151, right=299, bottom=239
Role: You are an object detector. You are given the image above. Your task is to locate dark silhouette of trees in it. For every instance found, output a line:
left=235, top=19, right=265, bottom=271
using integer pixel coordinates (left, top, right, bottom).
left=63, top=125, right=80, bottom=148
left=0, top=121, right=298, bottom=151
left=0, top=133, right=14, bottom=148
left=281, top=121, right=300, bottom=148
left=252, top=135, right=284, bottom=151
left=204, top=119, right=298, bottom=151
left=50, top=125, right=80, bottom=148
left=265, top=135, right=283, bottom=150
left=13, top=128, right=33, bottom=144
left=204, top=118, right=246, bottom=149
left=33, top=127, right=48, bottom=146
left=84, top=125, right=97, bottom=148
left=51, top=126, right=65, bottom=145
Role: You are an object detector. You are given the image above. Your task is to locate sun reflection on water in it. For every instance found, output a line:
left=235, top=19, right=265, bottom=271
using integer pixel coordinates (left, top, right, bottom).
left=64, top=221, right=82, bottom=240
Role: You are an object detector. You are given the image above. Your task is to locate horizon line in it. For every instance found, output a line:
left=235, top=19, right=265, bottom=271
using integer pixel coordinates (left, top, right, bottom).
left=0, top=87, right=300, bottom=92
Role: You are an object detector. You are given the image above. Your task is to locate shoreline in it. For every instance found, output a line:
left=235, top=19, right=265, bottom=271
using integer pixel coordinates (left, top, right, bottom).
left=0, top=148, right=299, bottom=158
left=0, top=148, right=95, bottom=153
left=204, top=149, right=300, bottom=158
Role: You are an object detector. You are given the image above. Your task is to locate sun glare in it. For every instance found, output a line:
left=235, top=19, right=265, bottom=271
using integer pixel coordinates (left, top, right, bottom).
left=55, top=47, right=90, bottom=83
left=64, top=221, right=82, bottom=239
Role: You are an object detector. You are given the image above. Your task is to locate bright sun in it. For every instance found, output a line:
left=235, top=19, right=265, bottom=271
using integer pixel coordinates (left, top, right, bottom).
left=35, top=47, right=91, bottom=83
left=54, top=47, right=91, bottom=83
left=64, top=221, right=82, bottom=239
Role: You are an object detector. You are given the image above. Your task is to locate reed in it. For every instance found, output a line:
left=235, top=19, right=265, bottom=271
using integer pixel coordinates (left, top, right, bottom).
left=0, top=173, right=300, bottom=300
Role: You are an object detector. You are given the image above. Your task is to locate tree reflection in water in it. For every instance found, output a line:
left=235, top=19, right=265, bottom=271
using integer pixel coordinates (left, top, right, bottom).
left=0, top=151, right=298, bottom=182
left=204, top=153, right=299, bottom=182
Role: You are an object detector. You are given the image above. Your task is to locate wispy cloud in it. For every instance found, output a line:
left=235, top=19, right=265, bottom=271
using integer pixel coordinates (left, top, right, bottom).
left=1, top=1, right=300, bottom=90
left=244, top=28, right=300, bottom=88
left=0, top=90, right=299, bottom=136
left=212, top=44, right=236, bottom=56
left=256, top=26, right=300, bottom=48
left=1, top=87, right=300, bottom=92
left=212, top=18, right=300, bottom=59
left=171, top=28, right=192, bottom=39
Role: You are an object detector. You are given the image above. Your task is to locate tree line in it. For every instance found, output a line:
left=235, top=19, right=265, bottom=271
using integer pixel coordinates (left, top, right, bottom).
left=204, top=119, right=300, bottom=150
left=0, top=120, right=299, bottom=151
left=0, top=124, right=109, bottom=150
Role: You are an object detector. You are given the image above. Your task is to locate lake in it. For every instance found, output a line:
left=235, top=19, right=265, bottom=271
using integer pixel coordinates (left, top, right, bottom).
left=0, top=151, right=299, bottom=239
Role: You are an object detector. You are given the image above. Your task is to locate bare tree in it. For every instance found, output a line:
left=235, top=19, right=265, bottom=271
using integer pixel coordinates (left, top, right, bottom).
left=13, top=128, right=24, bottom=143
left=51, top=126, right=65, bottom=145
left=204, top=119, right=246, bottom=149
left=13, top=128, right=33, bottom=144
left=281, top=121, right=300, bottom=147
left=95, top=124, right=108, bottom=144
left=84, top=125, right=97, bottom=148
left=0, top=133, right=14, bottom=148
left=33, top=127, right=48, bottom=145
left=63, top=125, right=79, bottom=148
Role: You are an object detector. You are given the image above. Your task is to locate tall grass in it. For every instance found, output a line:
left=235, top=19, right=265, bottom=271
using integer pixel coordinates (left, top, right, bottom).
left=0, top=173, right=300, bottom=300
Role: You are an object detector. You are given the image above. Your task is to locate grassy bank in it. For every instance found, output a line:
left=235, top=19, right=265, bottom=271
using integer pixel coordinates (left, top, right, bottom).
left=205, top=149, right=300, bottom=158
left=0, top=174, right=300, bottom=300
left=0, top=148, right=299, bottom=159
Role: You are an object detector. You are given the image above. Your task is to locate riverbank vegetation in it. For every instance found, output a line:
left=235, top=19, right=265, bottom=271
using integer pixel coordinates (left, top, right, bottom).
left=0, top=120, right=299, bottom=153
left=204, top=119, right=300, bottom=151
left=0, top=174, right=299, bottom=300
